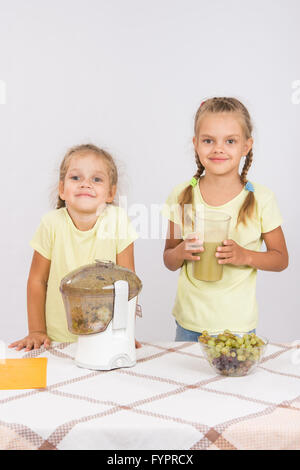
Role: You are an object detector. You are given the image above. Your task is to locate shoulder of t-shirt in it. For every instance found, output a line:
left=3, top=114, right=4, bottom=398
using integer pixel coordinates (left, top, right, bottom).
left=166, top=180, right=190, bottom=200
left=105, top=204, right=128, bottom=217
left=252, top=181, right=277, bottom=205
left=104, top=204, right=134, bottom=226
left=39, top=207, right=66, bottom=228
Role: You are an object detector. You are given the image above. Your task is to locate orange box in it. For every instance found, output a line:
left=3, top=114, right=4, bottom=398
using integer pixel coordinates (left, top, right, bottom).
left=0, top=358, right=48, bottom=390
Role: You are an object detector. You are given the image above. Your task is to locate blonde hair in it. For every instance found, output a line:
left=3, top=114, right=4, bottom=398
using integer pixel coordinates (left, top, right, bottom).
left=178, top=97, right=255, bottom=229
left=55, top=143, right=118, bottom=209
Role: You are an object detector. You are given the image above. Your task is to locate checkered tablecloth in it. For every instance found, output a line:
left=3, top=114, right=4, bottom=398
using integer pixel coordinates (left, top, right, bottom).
left=1, top=340, right=300, bottom=450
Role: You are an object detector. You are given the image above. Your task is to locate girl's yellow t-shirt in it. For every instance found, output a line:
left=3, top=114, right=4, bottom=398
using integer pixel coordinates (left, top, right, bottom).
left=30, top=206, right=138, bottom=342
left=161, top=180, right=283, bottom=334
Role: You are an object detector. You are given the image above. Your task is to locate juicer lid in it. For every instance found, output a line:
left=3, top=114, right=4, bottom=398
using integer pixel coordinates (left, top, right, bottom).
left=60, top=260, right=142, bottom=299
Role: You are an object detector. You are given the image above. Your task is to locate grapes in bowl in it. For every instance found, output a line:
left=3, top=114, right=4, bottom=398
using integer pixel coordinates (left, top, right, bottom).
left=199, top=330, right=268, bottom=377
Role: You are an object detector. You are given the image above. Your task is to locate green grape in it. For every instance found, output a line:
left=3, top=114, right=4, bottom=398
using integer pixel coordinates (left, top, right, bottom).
left=219, top=335, right=227, bottom=342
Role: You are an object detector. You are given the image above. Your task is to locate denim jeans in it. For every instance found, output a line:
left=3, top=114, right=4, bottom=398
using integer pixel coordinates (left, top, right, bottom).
left=175, top=321, right=256, bottom=342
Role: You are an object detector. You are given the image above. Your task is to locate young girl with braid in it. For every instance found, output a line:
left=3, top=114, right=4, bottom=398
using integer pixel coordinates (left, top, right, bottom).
left=162, top=97, right=289, bottom=341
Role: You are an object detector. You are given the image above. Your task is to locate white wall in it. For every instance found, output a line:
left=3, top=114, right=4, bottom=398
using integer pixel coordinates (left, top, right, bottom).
left=0, top=0, right=299, bottom=343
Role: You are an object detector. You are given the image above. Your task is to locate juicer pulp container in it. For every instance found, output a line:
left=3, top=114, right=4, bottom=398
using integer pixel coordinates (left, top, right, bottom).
left=60, top=260, right=142, bottom=370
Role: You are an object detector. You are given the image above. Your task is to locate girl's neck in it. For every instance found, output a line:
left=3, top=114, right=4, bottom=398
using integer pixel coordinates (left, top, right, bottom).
left=66, top=207, right=102, bottom=231
left=200, top=173, right=243, bottom=192
left=199, top=173, right=244, bottom=207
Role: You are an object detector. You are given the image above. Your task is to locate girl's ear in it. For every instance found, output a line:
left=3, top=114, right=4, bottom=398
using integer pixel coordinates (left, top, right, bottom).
left=244, top=137, right=253, bottom=155
left=107, top=185, right=117, bottom=203
left=59, top=180, right=65, bottom=201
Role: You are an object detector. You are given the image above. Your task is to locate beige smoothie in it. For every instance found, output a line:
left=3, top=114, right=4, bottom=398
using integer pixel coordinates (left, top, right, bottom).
left=193, top=241, right=223, bottom=281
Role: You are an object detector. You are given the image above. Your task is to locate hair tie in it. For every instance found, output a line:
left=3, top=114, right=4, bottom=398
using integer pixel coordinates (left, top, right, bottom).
left=245, top=181, right=254, bottom=192
left=190, top=177, right=198, bottom=188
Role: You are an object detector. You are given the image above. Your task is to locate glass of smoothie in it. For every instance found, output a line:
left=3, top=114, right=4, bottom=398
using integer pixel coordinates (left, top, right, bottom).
left=192, top=210, right=231, bottom=282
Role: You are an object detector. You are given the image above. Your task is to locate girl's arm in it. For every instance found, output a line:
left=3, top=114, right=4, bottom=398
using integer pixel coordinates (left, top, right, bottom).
left=116, top=242, right=135, bottom=272
left=9, top=251, right=51, bottom=350
left=217, top=226, right=289, bottom=272
left=163, top=220, right=204, bottom=271
left=247, top=226, right=289, bottom=272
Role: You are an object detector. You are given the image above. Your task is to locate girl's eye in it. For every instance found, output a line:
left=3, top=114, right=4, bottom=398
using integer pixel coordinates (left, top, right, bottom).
left=70, top=176, right=103, bottom=182
left=202, top=139, right=236, bottom=144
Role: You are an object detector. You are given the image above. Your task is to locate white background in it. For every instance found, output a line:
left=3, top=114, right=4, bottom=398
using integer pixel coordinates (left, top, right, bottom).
left=0, top=0, right=299, bottom=343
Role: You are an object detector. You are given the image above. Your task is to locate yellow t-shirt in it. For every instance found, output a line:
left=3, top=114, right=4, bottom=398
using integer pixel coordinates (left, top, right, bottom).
left=30, top=206, right=138, bottom=342
left=161, top=180, right=283, bottom=334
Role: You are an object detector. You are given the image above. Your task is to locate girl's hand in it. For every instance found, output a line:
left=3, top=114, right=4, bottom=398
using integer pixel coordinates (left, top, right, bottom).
left=176, top=235, right=204, bottom=262
left=215, top=239, right=249, bottom=266
left=135, top=339, right=142, bottom=349
left=8, top=332, right=51, bottom=352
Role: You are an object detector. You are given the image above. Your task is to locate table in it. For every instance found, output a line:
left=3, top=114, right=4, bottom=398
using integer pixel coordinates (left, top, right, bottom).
left=1, top=340, right=300, bottom=450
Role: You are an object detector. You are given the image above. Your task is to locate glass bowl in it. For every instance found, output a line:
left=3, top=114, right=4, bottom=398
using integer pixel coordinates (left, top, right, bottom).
left=199, top=330, right=268, bottom=377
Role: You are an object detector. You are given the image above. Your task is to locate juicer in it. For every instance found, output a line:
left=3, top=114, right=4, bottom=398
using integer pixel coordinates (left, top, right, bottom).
left=60, top=260, right=142, bottom=370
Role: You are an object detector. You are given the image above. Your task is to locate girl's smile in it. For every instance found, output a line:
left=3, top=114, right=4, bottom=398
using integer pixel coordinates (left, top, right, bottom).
left=209, top=158, right=229, bottom=162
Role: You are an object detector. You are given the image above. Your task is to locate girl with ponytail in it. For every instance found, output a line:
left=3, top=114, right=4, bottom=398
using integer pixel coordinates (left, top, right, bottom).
left=9, top=144, right=140, bottom=350
left=162, top=97, right=288, bottom=341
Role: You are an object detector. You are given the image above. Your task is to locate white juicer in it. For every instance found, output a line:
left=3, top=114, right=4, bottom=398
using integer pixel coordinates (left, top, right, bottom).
left=60, top=260, right=142, bottom=371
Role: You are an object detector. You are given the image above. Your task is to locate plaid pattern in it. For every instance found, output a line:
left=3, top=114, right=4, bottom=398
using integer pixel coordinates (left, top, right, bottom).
left=1, top=341, right=300, bottom=450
